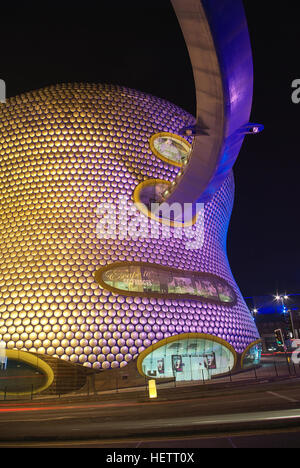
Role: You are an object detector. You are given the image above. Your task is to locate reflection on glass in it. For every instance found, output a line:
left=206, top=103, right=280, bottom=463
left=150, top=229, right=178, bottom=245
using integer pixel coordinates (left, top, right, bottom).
left=243, top=342, right=262, bottom=368
left=214, top=279, right=236, bottom=303
left=0, top=358, right=46, bottom=393
left=193, top=278, right=219, bottom=301
left=172, top=355, right=183, bottom=373
left=100, top=263, right=236, bottom=305
left=157, top=359, right=165, bottom=374
left=138, top=181, right=169, bottom=208
left=142, top=338, right=235, bottom=381
left=0, top=341, right=7, bottom=371
left=153, top=135, right=190, bottom=164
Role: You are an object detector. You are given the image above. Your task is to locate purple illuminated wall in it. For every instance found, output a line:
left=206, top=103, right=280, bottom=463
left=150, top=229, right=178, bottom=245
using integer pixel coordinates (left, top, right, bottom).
left=0, top=83, right=259, bottom=369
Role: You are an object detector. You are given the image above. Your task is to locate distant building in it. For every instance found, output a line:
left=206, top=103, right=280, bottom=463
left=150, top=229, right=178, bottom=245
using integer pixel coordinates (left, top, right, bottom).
left=245, top=295, right=300, bottom=351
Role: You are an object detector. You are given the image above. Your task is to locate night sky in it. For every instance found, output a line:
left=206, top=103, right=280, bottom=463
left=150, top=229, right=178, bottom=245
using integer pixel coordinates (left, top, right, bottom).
left=1, top=1, right=299, bottom=298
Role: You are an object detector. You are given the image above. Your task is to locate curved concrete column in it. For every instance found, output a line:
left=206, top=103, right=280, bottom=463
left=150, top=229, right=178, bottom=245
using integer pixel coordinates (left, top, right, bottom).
left=166, top=0, right=254, bottom=206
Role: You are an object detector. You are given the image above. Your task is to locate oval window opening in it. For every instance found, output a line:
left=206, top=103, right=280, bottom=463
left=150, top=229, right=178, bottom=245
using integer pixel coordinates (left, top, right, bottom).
left=95, top=262, right=236, bottom=306
left=137, top=334, right=237, bottom=381
left=149, top=132, right=192, bottom=167
left=0, top=348, right=54, bottom=396
left=133, top=179, right=198, bottom=227
left=241, top=341, right=262, bottom=369
left=0, top=359, right=47, bottom=394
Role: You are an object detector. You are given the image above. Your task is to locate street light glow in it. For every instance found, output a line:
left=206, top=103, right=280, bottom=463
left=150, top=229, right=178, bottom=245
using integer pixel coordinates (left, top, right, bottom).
left=275, top=294, right=289, bottom=302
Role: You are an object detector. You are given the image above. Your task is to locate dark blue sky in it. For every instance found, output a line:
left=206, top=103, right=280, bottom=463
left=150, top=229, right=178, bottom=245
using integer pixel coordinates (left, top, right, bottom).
left=1, top=0, right=299, bottom=298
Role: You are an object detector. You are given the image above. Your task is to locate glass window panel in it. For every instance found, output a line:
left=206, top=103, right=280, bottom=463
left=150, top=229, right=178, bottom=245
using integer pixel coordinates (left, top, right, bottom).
left=0, top=358, right=47, bottom=393
left=242, top=343, right=262, bottom=368
left=141, top=338, right=235, bottom=381
left=98, top=262, right=236, bottom=306
left=153, top=135, right=191, bottom=164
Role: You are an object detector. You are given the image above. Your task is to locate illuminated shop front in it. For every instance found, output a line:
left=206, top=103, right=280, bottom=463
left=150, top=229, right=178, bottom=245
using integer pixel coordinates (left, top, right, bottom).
left=137, top=334, right=236, bottom=381
left=241, top=341, right=262, bottom=369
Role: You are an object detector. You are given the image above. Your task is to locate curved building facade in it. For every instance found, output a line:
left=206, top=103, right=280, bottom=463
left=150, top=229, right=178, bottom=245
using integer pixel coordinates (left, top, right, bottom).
left=0, top=83, right=260, bottom=378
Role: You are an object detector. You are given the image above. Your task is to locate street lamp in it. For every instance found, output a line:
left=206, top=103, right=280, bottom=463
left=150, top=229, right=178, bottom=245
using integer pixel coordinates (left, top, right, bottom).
left=250, top=308, right=258, bottom=320
left=275, top=294, right=296, bottom=339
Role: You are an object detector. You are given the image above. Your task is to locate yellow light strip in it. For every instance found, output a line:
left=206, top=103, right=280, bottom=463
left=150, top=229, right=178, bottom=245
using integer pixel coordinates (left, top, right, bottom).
left=148, top=379, right=157, bottom=399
